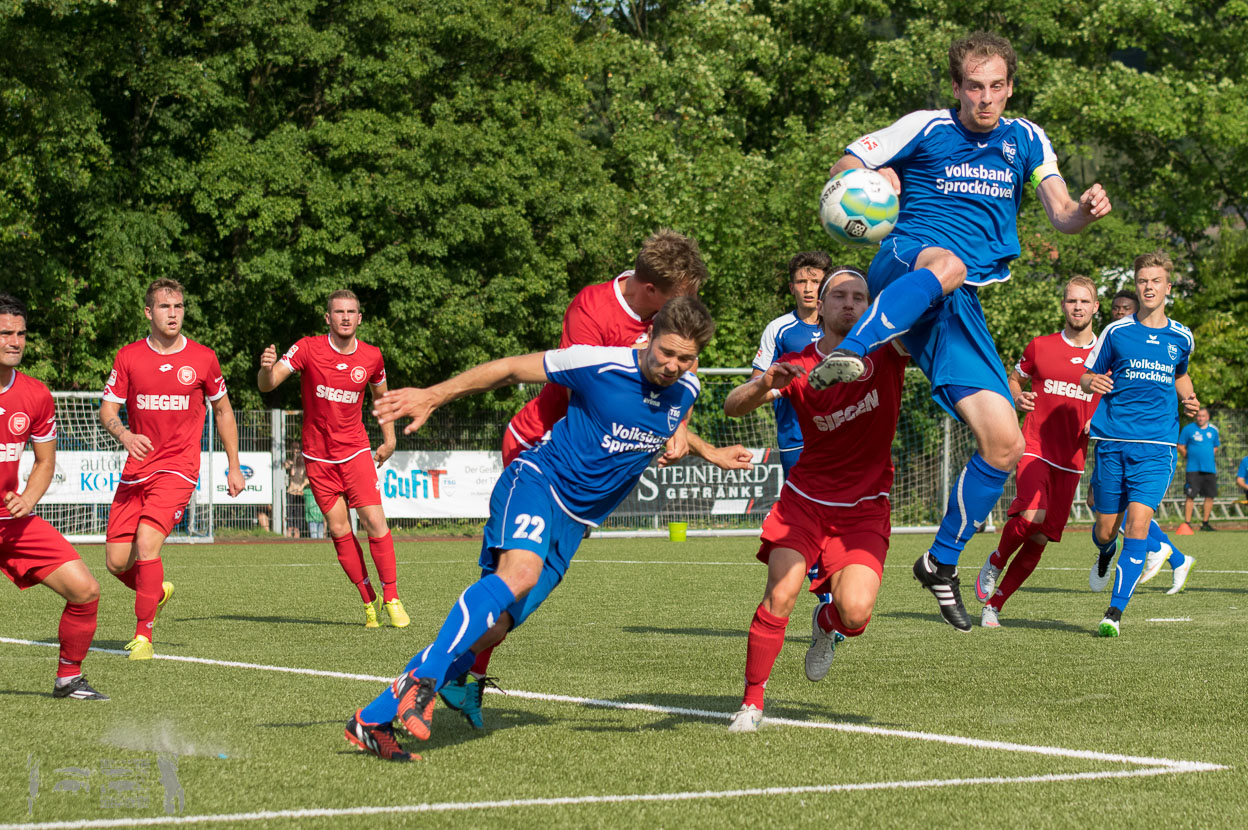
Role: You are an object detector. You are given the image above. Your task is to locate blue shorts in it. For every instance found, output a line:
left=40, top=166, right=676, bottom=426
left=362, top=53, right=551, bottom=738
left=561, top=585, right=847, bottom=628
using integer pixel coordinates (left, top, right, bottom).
left=1090, top=441, right=1177, bottom=514
left=779, top=446, right=801, bottom=478
left=868, top=237, right=1013, bottom=419
left=478, top=461, right=589, bottom=629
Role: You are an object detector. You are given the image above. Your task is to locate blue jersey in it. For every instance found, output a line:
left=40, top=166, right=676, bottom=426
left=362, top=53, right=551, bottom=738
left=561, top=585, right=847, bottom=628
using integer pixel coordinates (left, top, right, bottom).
left=1238, top=456, right=1248, bottom=482
left=847, top=109, right=1060, bottom=286
left=525, top=345, right=699, bottom=525
left=1179, top=422, right=1220, bottom=473
left=753, top=311, right=822, bottom=451
left=1085, top=315, right=1193, bottom=445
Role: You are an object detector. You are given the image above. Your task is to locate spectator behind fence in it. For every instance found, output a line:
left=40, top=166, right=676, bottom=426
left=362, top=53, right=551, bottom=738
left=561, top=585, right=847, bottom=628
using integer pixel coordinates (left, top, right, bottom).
left=1237, top=455, right=1248, bottom=502
left=305, top=486, right=326, bottom=539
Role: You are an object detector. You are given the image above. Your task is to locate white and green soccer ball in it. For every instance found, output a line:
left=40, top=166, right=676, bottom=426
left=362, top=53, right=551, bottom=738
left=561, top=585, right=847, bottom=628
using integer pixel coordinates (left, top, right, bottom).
left=819, top=168, right=899, bottom=245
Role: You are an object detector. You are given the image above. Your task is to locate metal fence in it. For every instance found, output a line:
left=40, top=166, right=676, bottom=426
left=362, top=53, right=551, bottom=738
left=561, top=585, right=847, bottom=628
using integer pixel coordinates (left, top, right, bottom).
left=211, top=374, right=1248, bottom=537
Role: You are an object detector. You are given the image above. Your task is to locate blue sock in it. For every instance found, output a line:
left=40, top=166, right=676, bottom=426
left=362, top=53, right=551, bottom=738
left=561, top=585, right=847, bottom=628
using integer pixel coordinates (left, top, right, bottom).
left=1148, top=520, right=1185, bottom=568
left=416, top=574, right=515, bottom=689
left=1093, top=528, right=1118, bottom=560
left=839, top=269, right=943, bottom=355
left=928, top=453, right=1011, bottom=566
left=359, top=651, right=476, bottom=725
left=1111, top=537, right=1148, bottom=611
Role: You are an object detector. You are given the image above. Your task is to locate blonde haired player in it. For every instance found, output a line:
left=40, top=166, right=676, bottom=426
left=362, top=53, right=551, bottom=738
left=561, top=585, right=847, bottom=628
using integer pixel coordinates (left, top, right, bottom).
left=258, top=290, right=407, bottom=628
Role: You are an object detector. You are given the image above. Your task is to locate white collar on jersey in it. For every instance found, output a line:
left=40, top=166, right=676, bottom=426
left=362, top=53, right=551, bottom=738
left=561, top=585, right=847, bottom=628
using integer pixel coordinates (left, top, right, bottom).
left=612, top=271, right=644, bottom=323
left=1060, top=330, right=1096, bottom=350
left=145, top=334, right=187, bottom=355
left=0, top=370, right=16, bottom=395
left=326, top=334, right=359, bottom=355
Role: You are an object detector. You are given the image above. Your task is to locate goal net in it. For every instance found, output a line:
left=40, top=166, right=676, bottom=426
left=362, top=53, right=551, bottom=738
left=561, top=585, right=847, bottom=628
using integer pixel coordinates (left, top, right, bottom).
left=27, top=392, right=215, bottom=544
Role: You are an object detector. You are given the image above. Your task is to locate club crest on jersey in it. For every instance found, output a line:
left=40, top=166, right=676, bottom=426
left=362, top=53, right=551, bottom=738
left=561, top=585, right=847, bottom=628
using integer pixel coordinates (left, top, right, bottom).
left=351, top=366, right=367, bottom=384
left=855, top=356, right=876, bottom=383
left=667, top=405, right=682, bottom=431
left=8, top=412, right=28, bottom=434
left=177, top=366, right=197, bottom=386
left=634, top=333, right=649, bottom=346
left=1001, top=139, right=1017, bottom=163
left=158, top=363, right=173, bottom=373
left=1168, top=344, right=1179, bottom=361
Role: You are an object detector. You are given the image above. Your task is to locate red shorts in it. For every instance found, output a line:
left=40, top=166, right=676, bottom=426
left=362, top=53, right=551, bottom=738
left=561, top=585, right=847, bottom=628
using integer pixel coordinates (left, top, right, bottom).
left=1006, top=454, right=1082, bottom=542
left=1, top=515, right=82, bottom=590
left=307, top=451, right=382, bottom=514
left=758, top=491, right=891, bottom=593
left=107, top=474, right=197, bottom=543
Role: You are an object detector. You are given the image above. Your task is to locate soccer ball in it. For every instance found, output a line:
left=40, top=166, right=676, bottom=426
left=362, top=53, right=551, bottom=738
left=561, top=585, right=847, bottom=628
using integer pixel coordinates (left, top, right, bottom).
left=818, top=168, right=899, bottom=245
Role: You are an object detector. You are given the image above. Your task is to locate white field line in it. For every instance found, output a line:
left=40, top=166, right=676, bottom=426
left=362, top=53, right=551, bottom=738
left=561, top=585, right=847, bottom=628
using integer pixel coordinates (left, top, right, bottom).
left=0, top=767, right=1201, bottom=830
left=0, top=637, right=1226, bottom=773
left=1146, top=617, right=1193, bottom=622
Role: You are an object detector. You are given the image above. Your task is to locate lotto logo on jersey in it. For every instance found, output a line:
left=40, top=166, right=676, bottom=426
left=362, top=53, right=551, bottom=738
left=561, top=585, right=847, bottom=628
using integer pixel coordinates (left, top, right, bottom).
left=7, top=412, right=29, bottom=435
left=634, top=332, right=649, bottom=346
left=350, top=366, right=366, bottom=383
left=177, top=366, right=198, bottom=386
left=136, top=394, right=191, bottom=411
left=0, top=441, right=25, bottom=460
left=1042, top=378, right=1093, bottom=402
left=315, top=385, right=360, bottom=404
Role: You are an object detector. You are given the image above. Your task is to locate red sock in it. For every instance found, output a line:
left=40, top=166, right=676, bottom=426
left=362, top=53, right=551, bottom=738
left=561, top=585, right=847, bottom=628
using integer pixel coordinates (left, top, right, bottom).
left=57, top=599, right=98, bottom=678
left=471, top=640, right=504, bottom=676
left=990, top=539, right=1045, bottom=611
left=332, top=533, right=375, bottom=603
left=368, top=532, right=398, bottom=603
left=816, top=601, right=869, bottom=637
left=992, top=516, right=1041, bottom=569
left=133, top=558, right=163, bottom=641
left=743, top=605, right=788, bottom=709
left=112, top=565, right=139, bottom=591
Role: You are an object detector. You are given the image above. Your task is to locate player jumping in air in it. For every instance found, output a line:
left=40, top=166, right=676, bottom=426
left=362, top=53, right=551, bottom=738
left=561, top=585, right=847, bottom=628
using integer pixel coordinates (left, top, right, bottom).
left=722, top=268, right=907, bottom=732
left=1082, top=251, right=1199, bottom=637
left=451, top=231, right=751, bottom=728
left=258, top=290, right=407, bottom=629
left=812, top=31, right=1111, bottom=631
left=974, top=277, right=1100, bottom=628
left=0, top=295, right=107, bottom=699
left=344, top=297, right=723, bottom=761
left=101, top=279, right=246, bottom=660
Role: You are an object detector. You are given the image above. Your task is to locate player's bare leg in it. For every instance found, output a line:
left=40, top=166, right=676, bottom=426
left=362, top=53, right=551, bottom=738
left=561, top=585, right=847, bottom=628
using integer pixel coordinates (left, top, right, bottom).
left=41, top=560, right=108, bottom=700
left=357, top=503, right=407, bottom=627
left=732, top=548, right=806, bottom=731
left=917, top=389, right=1022, bottom=632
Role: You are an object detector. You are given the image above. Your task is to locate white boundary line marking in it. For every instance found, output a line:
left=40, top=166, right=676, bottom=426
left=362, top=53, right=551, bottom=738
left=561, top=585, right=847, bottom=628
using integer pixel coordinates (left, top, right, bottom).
left=1, top=637, right=1226, bottom=773
left=1146, top=617, right=1193, bottom=622
left=0, top=767, right=1199, bottom=830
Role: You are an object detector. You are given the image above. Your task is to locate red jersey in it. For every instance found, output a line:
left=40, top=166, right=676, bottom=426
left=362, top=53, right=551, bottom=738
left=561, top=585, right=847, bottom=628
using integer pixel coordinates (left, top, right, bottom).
left=506, top=271, right=651, bottom=448
left=0, top=371, right=57, bottom=519
left=1015, top=331, right=1100, bottom=472
left=103, top=337, right=226, bottom=484
left=779, top=342, right=907, bottom=506
left=280, top=335, right=386, bottom=463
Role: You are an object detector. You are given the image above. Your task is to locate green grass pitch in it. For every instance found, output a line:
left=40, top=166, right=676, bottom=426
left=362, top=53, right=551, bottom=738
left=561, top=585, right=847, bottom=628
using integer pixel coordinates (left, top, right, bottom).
left=1, top=530, right=1245, bottom=828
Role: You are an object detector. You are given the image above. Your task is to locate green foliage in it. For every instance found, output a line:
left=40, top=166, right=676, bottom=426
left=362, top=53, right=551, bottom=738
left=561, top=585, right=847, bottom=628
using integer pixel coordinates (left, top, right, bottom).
left=1, top=0, right=1244, bottom=408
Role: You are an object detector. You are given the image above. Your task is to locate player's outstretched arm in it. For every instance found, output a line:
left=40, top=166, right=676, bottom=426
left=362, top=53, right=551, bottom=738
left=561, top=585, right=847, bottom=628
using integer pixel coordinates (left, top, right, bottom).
left=374, top=352, right=550, bottom=435
left=99, top=399, right=153, bottom=461
left=684, top=430, right=754, bottom=471
left=1175, top=375, right=1200, bottom=418
left=829, top=154, right=901, bottom=196
left=257, top=344, right=293, bottom=393
left=724, top=363, right=805, bottom=417
left=1080, top=370, right=1113, bottom=396
left=5, top=438, right=55, bottom=518
left=370, top=381, right=397, bottom=466
left=211, top=394, right=246, bottom=498
left=1037, top=178, right=1112, bottom=234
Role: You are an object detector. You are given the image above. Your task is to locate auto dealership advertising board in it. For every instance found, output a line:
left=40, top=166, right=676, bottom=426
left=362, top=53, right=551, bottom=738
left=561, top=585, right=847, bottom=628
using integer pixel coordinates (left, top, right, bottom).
left=19, top=451, right=275, bottom=504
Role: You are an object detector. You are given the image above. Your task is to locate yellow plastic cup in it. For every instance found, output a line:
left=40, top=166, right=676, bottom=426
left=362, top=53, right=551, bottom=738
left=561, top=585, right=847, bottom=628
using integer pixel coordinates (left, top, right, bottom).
left=668, top=521, right=688, bottom=542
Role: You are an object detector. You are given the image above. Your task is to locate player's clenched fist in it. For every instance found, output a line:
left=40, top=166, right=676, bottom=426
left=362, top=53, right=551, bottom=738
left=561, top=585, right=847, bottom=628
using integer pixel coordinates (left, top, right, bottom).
left=1080, top=183, right=1111, bottom=220
left=259, top=344, right=278, bottom=370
